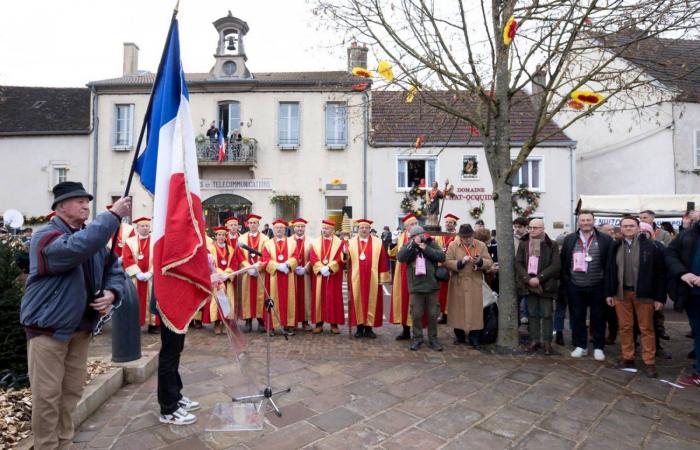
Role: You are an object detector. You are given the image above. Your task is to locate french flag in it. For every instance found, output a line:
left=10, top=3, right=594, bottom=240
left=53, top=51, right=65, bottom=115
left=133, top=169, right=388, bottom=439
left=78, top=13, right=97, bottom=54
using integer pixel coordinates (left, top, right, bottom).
left=218, top=123, right=225, bottom=162
left=135, top=16, right=212, bottom=333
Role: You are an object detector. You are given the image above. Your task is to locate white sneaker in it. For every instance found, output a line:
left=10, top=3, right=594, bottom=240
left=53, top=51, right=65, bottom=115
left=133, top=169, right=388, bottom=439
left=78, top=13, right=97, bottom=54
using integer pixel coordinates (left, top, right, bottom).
left=571, top=347, right=588, bottom=358
left=159, top=407, right=197, bottom=425
left=521, top=317, right=529, bottom=324
left=594, top=349, right=605, bottom=361
left=178, top=396, right=201, bottom=412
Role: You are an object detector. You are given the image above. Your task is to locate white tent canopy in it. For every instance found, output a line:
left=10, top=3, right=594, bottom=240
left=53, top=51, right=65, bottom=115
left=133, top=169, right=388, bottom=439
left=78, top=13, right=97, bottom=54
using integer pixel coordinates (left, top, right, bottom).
left=577, top=195, right=700, bottom=218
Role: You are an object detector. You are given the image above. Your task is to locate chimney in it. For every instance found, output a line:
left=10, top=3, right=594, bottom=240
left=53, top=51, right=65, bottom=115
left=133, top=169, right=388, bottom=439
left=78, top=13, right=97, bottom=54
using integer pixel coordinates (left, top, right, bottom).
left=123, top=42, right=139, bottom=77
left=531, top=65, right=546, bottom=111
left=347, top=41, right=368, bottom=71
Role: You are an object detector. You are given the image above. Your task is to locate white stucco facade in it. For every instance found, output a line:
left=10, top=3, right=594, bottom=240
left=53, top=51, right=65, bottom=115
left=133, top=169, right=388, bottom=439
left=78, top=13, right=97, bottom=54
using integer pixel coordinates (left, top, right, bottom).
left=0, top=135, right=90, bottom=217
left=368, top=145, right=576, bottom=237
left=89, top=89, right=367, bottom=236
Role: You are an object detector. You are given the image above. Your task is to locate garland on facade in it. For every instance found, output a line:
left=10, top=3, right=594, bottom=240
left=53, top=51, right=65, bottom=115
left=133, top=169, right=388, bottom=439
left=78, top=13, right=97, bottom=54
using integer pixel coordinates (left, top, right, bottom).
left=23, top=215, right=51, bottom=226
left=399, top=185, right=426, bottom=218
left=269, top=195, right=300, bottom=208
left=512, top=185, right=540, bottom=218
left=469, top=201, right=486, bottom=220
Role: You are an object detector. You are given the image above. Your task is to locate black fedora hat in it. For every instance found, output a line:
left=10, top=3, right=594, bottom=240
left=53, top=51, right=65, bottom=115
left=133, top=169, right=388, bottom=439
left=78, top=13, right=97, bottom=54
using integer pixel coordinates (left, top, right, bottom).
left=458, top=224, right=474, bottom=237
left=51, top=181, right=93, bottom=210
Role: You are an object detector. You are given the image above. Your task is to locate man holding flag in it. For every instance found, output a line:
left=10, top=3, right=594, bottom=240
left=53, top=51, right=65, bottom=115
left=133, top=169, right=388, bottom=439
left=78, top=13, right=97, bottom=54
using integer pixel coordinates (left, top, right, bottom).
left=135, top=11, right=213, bottom=426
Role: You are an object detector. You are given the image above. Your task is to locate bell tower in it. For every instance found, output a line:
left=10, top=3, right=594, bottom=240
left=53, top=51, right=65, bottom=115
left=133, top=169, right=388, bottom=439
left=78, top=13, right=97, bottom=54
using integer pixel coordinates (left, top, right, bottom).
left=210, top=11, right=251, bottom=79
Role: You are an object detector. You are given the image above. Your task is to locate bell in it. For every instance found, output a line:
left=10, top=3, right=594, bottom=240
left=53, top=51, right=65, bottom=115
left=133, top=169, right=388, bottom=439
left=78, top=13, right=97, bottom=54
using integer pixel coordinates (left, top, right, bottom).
left=226, top=36, right=236, bottom=51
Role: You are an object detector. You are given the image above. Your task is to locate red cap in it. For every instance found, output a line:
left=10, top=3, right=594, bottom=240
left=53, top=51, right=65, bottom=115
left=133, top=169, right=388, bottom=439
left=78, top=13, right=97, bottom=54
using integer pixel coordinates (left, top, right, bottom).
left=402, top=213, right=417, bottom=224
left=271, top=219, right=288, bottom=227
left=444, top=213, right=460, bottom=222
left=132, top=216, right=151, bottom=224
left=290, top=218, right=308, bottom=226
left=247, top=214, right=262, bottom=222
left=212, top=226, right=227, bottom=234
left=321, top=219, right=336, bottom=227
left=224, top=216, right=239, bottom=225
left=354, top=218, right=373, bottom=225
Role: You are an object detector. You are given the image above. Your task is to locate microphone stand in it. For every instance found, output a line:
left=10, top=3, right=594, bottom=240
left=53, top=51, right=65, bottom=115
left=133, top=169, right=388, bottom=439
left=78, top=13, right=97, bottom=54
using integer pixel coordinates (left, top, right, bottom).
left=231, top=252, right=290, bottom=417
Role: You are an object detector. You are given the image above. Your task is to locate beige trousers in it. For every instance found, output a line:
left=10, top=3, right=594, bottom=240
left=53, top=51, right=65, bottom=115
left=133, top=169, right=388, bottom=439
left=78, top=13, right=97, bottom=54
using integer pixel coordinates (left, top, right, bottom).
left=28, top=332, right=91, bottom=450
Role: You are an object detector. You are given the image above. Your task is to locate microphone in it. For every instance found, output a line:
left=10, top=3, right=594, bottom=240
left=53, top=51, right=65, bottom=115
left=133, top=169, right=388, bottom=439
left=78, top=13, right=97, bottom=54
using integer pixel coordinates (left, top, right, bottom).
left=238, top=242, right=263, bottom=257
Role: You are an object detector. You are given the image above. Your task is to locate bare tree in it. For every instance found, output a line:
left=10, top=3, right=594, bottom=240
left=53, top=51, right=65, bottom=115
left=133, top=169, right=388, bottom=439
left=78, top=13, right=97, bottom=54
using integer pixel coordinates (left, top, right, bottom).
left=313, top=0, right=700, bottom=349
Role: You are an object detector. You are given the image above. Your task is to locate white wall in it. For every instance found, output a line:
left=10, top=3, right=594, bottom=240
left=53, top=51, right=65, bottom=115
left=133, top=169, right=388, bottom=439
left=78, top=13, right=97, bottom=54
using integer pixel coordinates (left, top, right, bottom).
left=0, top=135, right=89, bottom=217
left=368, top=145, right=575, bottom=238
left=91, top=90, right=367, bottom=237
left=673, top=102, right=700, bottom=194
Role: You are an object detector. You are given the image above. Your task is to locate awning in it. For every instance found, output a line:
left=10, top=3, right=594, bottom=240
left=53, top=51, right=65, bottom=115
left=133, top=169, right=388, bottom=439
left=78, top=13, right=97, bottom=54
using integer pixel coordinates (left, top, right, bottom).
left=576, top=195, right=699, bottom=218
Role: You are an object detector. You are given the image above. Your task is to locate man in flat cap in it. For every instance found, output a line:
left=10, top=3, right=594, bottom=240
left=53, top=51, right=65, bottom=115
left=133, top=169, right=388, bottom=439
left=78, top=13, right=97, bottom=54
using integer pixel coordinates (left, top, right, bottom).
left=20, top=182, right=130, bottom=449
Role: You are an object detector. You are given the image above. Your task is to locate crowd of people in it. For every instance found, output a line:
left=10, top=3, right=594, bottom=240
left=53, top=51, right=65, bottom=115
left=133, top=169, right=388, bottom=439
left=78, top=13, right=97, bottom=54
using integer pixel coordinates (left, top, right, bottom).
left=14, top=180, right=700, bottom=440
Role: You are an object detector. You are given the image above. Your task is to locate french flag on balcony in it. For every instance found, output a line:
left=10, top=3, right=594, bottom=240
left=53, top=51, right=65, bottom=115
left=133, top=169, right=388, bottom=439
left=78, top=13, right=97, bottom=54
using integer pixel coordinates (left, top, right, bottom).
left=135, top=15, right=212, bottom=333
left=218, top=124, right=225, bottom=162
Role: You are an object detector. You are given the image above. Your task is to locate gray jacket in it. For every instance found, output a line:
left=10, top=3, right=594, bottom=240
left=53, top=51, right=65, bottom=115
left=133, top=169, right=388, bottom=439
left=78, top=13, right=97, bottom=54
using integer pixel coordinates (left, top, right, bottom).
left=20, top=212, right=126, bottom=342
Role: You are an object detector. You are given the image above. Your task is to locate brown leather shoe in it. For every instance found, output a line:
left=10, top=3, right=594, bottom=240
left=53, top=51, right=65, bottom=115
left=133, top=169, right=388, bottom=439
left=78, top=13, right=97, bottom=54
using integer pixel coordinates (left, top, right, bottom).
left=643, top=364, right=658, bottom=378
left=525, top=342, right=541, bottom=353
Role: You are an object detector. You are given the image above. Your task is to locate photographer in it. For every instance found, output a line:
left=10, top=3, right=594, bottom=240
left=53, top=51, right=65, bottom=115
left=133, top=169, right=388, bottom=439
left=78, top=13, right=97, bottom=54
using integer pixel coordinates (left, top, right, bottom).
left=397, top=225, right=446, bottom=351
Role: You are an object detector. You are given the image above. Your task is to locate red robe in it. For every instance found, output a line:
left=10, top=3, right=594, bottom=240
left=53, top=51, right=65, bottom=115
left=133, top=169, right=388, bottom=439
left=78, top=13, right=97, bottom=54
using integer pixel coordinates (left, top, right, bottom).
left=437, top=234, right=457, bottom=314
left=309, top=236, right=345, bottom=324
left=262, top=238, right=298, bottom=328
left=109, top=223, right=135, bottom=258
left=347, top=236, right=390, bottom=327
left=292, top=236, right=311, bottom=324
left=203, top=242, right=240, bottom=323
left=239, top=232, right=269, bottom=319
left=388, top=231, right=411, bottom=326
left=122, top=235, right=158, bottom=326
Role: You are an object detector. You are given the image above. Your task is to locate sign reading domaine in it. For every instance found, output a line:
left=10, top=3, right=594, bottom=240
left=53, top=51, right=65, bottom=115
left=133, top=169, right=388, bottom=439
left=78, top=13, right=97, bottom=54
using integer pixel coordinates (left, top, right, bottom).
left=200, top=179, right=273, bottom=190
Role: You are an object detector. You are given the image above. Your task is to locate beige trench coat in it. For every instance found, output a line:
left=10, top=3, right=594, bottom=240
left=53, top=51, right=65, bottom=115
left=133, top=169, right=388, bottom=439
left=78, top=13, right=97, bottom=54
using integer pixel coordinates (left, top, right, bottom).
left=445, top=238, right=493, bottom=331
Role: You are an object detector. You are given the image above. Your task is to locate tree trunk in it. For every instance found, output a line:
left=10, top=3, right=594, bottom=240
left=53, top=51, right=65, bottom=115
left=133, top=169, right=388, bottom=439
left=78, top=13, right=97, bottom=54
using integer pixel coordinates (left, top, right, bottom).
left=494, top=181, right=519, bottom=348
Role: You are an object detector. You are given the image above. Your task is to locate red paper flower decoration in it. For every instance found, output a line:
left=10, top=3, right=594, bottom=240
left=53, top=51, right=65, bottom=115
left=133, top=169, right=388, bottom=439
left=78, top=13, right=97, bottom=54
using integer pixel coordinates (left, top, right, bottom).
left=468, top=126, right=481, bottom=137
left=503, top=16, right=518, bottom=46
left=571, top=90, right=604, bottom=105
left=352, top=83, right=369, bottom=91
left=567, top=99, right=584, bottom=110
left=352, top=67, right=373, bottom=78
left=415, top=135, right=424, bottom=149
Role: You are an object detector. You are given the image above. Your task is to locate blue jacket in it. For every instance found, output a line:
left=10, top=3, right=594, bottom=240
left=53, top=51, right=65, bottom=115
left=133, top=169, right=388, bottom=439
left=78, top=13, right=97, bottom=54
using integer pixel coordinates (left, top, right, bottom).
left=20, top=212, right=126, bottom=342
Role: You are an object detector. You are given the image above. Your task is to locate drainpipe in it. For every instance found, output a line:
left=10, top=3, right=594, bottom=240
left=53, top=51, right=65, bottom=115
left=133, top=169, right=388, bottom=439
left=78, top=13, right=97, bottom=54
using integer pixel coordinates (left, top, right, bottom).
left=363, top=90, right=369, bottom=217
left=90, top=86, right=99, bottom=218
left=569, top=143, right=577, bottom=229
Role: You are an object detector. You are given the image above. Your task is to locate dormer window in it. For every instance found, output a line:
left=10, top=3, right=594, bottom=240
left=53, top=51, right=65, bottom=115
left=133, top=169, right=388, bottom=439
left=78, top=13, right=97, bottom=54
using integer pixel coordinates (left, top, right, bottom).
left=223, top=61, right=237, bottom=77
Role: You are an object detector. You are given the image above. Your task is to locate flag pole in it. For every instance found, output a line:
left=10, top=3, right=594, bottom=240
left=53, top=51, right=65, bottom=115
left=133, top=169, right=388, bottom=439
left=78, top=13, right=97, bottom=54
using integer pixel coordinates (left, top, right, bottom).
left=101, top=6, right=180, bottom=296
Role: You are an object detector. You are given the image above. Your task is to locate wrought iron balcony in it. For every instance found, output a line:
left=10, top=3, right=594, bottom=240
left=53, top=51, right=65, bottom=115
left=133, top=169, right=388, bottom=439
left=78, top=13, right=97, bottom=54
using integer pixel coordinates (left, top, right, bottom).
left=196, top=139, right=257, bottom=166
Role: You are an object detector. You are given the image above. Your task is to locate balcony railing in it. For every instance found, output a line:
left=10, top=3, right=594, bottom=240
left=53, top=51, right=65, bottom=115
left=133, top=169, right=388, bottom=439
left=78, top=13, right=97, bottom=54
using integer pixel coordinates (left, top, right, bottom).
left=196, top=139, right=257, bottom=165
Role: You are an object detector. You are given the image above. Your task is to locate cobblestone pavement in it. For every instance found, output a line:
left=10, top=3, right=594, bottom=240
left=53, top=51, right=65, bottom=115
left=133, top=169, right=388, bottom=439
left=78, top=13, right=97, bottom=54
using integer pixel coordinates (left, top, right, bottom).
left=75, top=303, right=700, bottom=450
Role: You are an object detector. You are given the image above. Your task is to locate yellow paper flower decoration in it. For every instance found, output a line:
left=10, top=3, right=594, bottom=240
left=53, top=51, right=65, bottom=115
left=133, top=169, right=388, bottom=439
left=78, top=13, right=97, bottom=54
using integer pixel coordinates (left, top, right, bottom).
left=377, top=60, right=394, bottom=82
left=503, top=16, right=518, bottom=46
left=352, top=67, right=373, bottom=78
left=406, top=84, right=417, bottom=103
left=570, top=90, right=605, bottom=105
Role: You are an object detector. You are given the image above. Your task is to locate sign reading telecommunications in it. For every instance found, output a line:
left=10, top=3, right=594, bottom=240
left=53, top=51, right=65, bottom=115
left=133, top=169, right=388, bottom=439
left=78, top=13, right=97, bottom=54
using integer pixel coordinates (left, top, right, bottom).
left=200, top=179, right=273, bottom=190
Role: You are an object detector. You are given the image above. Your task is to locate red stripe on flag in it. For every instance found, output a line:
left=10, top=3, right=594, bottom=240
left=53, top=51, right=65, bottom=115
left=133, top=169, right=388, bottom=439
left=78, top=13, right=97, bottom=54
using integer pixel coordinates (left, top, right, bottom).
left=154, top=173, right=212, bottom=332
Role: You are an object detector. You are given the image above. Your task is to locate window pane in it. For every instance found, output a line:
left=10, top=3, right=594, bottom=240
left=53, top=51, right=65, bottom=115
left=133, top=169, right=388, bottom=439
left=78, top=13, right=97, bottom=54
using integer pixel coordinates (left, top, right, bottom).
left=218, top=103, right=229, bottom=138
left=279, top=102, right=299, bottom=146
left=521, top=162, right=529, bottom=188
left=114, top=105, right=132, bottom=146
left=325, top=102, right=347, bottom=146
left=228, top=102, right=240, bottom=139
left=531, top=160, right=540, bottom=189
left=426, top=159, right=436, bottom=186
left=407, top=160, right=426, bottom=187
left=398, top=160, right=407, bottom=188
left=275, top=196, right=299, bottom=221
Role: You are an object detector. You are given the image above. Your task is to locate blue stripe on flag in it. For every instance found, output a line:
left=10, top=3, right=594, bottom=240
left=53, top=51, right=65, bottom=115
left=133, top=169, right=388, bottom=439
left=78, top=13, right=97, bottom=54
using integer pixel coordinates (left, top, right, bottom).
left=135, top=19, right=190, bottom=194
